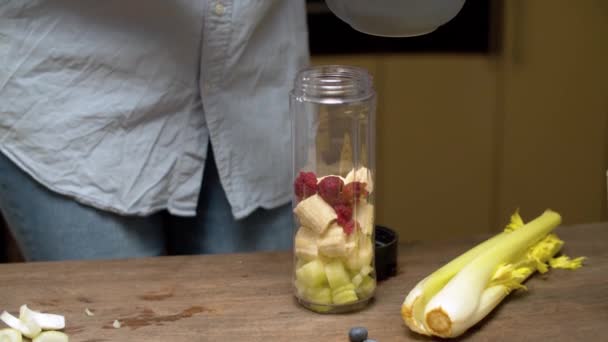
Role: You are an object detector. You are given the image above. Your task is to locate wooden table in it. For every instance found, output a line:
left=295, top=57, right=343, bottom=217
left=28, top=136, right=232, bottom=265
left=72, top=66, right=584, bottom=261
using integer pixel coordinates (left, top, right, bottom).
left=0, top=223, right=606, bottom=341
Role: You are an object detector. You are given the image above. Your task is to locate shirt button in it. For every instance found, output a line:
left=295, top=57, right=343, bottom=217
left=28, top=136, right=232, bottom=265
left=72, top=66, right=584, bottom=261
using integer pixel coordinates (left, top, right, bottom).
left=214, top=3, right=225, bottom=16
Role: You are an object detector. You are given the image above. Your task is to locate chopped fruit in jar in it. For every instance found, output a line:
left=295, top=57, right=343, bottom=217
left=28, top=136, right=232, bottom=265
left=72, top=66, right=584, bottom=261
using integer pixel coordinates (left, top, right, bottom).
left=293, top=194, right=337, bottom=235
left=332, top=283, right=358, bottom=304
left=318, top=176, right=344, bottom=206
left=355, top=275, right=376, bottom=299
left=359, top=265, right=373, bottom=277
left=355, top=202, right=374, bottom=235
left=332, top=288, right=358, bottom=304
left=332, top=283, right=356, bottom=297
left=352, top=265, right=374, bottom=287
left=334, top=204, right=353, bottom=224
left=345, top=167, right=374, bottom=194
left=318, top=224, right=348, bottom=258
left=317, top=175, right=346, bottom=183
left=340, top=182, right=369, bottom=205
left=344, top=227, right=359, bottom=255
left=345, top=235, right=373, bottom=272
left=318, top=223, right=358, bottom=258
left=342, top=220, right=357, bottom=235
left=352, top=273, right=364, bottom=287
left=294, top=171, right=318, bottom=200
left=335, top=204, right=357, bottom=235
left=324, top=259, right=351, bottom=289
left=295, top=226, right=319, bottom=261
left=296, top=259, right=327, bottom=288
left=303, top=287, right=332, bottom=305
left=293, top=169, right=376, bottom=309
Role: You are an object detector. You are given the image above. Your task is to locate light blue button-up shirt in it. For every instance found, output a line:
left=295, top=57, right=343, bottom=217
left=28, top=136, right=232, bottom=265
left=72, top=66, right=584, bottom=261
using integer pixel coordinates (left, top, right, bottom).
left=0, top=0, right=309, bottom=218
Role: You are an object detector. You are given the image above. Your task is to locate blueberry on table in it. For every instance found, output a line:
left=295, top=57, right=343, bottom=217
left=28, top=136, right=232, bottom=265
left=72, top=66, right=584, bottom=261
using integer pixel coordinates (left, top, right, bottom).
left=349, top=326, right=368, bottom=342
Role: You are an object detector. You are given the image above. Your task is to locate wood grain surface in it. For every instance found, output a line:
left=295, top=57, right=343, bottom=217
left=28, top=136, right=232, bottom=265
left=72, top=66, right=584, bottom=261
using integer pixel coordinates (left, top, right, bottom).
left=0, top=223, right=606, bottom=341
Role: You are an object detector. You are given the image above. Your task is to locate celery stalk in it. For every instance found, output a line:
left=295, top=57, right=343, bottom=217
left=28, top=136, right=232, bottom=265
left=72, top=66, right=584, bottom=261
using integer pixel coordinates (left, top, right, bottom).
left=403, top=232, right=508, bottom=334
left=402, top=209, right=585, bottom=338
left=0, top=329, right=22, bottom=342
left=402, top=211, right=526, bottom=334
left=424, top=210, right=561, bottom=336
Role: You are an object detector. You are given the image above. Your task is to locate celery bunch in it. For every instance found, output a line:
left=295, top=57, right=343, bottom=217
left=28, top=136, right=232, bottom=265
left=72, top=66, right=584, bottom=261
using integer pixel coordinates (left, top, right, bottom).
left=401, top=210, right=585, bottom=338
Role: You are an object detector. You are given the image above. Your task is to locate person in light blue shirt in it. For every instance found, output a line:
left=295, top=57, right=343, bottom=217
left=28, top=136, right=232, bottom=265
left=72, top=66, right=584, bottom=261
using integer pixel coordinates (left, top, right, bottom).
left=0, top=0, right=308, bottom=260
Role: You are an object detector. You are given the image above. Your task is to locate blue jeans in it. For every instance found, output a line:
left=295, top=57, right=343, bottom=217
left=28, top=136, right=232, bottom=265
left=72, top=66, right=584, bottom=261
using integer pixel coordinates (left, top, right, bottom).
left=0, top=150, right=293, bottom=261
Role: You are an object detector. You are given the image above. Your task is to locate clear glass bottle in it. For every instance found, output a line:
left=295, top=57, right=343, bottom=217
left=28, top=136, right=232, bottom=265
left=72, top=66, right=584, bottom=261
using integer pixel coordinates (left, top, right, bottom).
left=290, top=65, right=376, bottom=313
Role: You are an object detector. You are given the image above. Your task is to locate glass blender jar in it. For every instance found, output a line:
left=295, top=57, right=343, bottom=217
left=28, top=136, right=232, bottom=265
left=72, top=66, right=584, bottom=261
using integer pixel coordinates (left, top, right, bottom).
left=290, top=65, right=376, bottom=313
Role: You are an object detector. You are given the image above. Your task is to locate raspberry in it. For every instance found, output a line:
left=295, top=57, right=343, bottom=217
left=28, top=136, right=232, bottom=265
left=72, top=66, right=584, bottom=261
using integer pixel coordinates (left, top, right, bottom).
left=335, top=204, right=356, bottom=235
left=294, top=171, right=318, bottom=200
left=334, top=204, right=353, bottom=224
left=318, top=176, right=344, bottom=206
left=342, top=220, right=356, bottom=235
left=340, top=182, right=369, bottom=205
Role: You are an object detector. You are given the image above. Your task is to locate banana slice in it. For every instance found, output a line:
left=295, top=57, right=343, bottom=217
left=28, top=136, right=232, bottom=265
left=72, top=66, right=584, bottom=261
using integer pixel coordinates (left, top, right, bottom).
left=295, top=226, right=319, bottom=261
left=355, top=202, right=374, bottom=235
left=345, top=228, right=359, bottom=255
left=317, top=175, right=346, bottom=183
left=318, top=223, right=358, bottom=258
left=293, top=194, right=337, bottom=234
left=318, top=224, right=347, bottom=257
left=345, top=167, right=374, bottom=194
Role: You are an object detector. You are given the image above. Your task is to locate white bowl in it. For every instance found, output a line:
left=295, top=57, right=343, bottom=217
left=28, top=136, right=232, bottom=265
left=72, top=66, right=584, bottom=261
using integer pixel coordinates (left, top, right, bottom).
left=325, top=0, right=467, bottom=37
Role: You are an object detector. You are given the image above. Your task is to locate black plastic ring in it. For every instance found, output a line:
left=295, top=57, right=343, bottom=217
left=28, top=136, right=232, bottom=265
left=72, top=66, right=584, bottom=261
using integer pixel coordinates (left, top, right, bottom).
left=374, top=225, right=398, bottom=281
